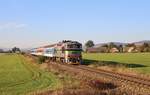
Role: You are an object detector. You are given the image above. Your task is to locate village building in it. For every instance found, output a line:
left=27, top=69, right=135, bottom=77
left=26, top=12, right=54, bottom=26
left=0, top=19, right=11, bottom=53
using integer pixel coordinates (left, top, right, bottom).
left=110, top=48, right=119, bottom=53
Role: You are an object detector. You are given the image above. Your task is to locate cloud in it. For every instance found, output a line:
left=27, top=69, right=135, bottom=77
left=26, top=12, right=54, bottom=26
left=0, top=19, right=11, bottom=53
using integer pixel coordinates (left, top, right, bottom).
left=0, top=22, right=27, bottom=30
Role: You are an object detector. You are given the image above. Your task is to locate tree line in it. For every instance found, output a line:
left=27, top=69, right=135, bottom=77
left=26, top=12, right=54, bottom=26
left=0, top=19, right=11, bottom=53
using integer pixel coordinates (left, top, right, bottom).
left=0, top=47, right=21, bottom=53
left=85, top=40, right=150, bottom=53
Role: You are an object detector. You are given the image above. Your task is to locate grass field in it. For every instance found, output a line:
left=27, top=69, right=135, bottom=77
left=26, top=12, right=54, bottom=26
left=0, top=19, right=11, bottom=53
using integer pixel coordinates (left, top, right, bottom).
left=0, top=54, right=62, bottom=95
left=1, top=53, right=149, bottom=94
left=83, top=53, right=150, bottom=74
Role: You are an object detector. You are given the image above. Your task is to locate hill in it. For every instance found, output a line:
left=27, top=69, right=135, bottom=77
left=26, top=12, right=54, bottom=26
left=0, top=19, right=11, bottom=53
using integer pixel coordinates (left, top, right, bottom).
left=94, top=40, right=150, bottom=47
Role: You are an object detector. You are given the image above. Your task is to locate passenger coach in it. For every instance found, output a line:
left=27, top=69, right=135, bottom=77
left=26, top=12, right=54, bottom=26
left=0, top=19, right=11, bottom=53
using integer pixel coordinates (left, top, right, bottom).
left=30, top=40, right=82, bottom=64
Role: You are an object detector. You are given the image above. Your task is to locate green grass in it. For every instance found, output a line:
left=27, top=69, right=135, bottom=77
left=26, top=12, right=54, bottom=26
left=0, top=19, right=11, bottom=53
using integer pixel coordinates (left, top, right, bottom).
left=0, top=54, right=62, bottom=95
left=83, top=53, right=150, bottom=74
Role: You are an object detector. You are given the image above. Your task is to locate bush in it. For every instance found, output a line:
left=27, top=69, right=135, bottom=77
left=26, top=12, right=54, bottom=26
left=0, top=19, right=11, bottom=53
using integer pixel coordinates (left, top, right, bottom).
left=38, top=56, right=46, bottom=64
left=21, top=52, right=25, bottom=55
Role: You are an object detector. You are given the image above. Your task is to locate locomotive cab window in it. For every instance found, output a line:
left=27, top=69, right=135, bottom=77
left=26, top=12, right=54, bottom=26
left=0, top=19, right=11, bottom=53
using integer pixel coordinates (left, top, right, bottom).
left=67, top=44, right=81, bottom=49
left=67, top=45, right=73, bottom=48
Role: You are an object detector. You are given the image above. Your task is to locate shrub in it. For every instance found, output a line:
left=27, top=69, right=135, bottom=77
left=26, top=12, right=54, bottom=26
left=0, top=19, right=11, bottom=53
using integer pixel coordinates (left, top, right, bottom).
left=21, top=52, right=25, bottom=55
left=38, top=56, right=46, bottom=64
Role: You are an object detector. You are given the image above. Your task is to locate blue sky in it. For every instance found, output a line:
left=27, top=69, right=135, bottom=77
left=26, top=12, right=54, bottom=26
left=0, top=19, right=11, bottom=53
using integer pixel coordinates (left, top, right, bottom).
left=0, top=0, right=150, bottom=48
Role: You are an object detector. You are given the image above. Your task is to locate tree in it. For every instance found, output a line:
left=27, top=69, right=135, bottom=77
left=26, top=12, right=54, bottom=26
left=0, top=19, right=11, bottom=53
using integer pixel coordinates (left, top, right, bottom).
left=0, top=49, right=3, bottom=53
left=143, top=43, right=149, bottom=48
left=101, top=44, right=108, bottom=48
left=125, top=43, right=136, bottom=47
left=118, top=45, right=123, bottom=53
left=38, top=56, right=46, bottom=64
left=12, top=47, right=21, bottom=53
left=101, top=43, right=118, bottom=53
left=107, top=42, right=117, bottom=53
left=141, top=43, right=150, bottom=52
left=108, top=42, right=117, bottom=49
left=85, top=40, right=95, bottom=48
left=101, top=44, right=109, bottom=53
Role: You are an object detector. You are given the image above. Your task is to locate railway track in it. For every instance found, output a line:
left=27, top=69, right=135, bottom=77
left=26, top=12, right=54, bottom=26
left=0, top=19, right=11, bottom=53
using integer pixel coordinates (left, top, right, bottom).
left=75, top=65, right=150, bottom=87
left=48, top=62, right=150, bottom=94
left=76, top=65, right=149, bottom=86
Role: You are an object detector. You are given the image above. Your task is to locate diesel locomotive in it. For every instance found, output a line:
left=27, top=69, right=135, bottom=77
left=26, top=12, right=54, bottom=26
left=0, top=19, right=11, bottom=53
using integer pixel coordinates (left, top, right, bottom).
left=30, top=40, right=82, bottom=64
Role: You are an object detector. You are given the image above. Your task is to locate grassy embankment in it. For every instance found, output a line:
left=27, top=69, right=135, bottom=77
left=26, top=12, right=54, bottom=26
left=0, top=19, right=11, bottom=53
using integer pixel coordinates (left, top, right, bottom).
left=0, top=54, right=63, bottom=95
left=83, top=53, right=150, bottom=74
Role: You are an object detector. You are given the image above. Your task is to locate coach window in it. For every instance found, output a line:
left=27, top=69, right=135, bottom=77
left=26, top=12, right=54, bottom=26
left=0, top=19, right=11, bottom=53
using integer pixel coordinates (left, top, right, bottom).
left=54, top=49, right=57, bottom=53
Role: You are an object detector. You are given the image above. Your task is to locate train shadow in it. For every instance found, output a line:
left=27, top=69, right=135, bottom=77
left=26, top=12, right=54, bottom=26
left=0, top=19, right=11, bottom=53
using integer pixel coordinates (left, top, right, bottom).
left=82, top=59, right=147, bottom=68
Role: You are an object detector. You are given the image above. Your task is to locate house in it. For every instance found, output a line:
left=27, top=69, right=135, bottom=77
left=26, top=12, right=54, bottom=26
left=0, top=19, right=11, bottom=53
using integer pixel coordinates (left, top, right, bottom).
left=123, top=46, right=138, bottom=53
left=110, top=48, right=119, bottom=53
left=128, top=47, right=134, bottom=52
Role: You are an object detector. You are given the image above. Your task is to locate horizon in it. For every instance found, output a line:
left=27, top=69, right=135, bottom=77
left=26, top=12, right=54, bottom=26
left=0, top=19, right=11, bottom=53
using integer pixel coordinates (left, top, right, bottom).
left=0, top=0, right=150, bottom=48
left=1, top=40, right=150, bottom=50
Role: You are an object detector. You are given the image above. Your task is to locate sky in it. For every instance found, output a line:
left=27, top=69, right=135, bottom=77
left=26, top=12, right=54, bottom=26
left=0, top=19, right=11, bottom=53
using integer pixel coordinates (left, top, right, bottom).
left=0, top=0, right=150, bottom=48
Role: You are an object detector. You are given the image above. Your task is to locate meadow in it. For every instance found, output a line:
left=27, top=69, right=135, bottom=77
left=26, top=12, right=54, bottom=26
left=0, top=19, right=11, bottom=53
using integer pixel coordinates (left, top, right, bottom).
left=0, top=54, right=62, bottom=95
left=1, top=53, right=150, bottom=94
left=83, top=53, right=150, bottom=74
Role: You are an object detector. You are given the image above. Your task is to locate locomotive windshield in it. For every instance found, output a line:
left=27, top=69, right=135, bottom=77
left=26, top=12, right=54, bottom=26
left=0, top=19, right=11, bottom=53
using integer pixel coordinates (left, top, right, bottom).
left=67, top=44, right=82, bottom=49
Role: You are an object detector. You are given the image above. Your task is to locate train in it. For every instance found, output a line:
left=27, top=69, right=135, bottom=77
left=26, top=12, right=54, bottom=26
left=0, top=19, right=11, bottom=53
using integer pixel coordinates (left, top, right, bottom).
left=30, top=40, right=82, bottom=64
